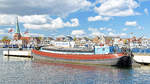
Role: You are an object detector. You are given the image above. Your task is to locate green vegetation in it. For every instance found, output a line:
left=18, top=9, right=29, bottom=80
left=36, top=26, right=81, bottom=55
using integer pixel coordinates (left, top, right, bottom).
left=1, top=36, right=11, bottom=42
left=73, top=37, right=77, bottom=41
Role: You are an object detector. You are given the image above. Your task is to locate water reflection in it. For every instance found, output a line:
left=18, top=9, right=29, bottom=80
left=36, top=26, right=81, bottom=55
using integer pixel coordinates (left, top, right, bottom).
left=3, top=56, right=32, bottom=62
left=31, top=61, right=135, bottom=84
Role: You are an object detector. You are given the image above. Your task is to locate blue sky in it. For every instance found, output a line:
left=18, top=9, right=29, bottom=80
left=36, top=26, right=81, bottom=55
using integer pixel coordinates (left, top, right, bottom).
left=0, top=0, right=150, bottom=39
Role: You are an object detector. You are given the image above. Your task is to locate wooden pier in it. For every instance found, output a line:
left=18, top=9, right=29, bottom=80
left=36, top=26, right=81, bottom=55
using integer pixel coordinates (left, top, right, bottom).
left=3, top=50, right=33, bottom=58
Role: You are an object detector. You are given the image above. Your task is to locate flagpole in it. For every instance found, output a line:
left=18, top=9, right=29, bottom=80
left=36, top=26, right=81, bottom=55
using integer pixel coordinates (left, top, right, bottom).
left=129, top=32, right=133, bottom=58
left=11, top=31, right=13, bottom=48
left=8, top=28, right=13, bottom=48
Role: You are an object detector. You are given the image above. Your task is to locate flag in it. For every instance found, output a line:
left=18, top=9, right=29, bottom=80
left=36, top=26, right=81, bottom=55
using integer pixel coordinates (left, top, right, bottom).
left=24, top=29, right=29, bottom=34
left=8, top=28, right=13, bottom=33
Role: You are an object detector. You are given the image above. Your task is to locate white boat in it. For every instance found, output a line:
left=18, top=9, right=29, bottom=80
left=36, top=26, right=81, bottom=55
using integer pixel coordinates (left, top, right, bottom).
left=133, top=54, right=150, bottom=64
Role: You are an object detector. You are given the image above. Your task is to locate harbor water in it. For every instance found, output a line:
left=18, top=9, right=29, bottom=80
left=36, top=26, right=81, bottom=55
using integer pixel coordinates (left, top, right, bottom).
left=0, top=49, right=150, bottom=84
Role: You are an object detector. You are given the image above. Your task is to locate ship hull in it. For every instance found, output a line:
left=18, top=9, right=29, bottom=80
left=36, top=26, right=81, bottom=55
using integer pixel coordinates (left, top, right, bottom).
left=32, top=49, right=132, bottom=66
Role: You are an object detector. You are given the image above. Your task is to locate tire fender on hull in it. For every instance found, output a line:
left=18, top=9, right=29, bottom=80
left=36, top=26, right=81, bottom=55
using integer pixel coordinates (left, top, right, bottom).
left=116, top=56, right=132, bottom=67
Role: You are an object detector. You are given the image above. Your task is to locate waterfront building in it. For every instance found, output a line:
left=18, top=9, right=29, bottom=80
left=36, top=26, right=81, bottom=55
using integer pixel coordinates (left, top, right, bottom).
left=129, top=36, right=142, bottom=48
left=92, top=36, right=105, bottom=45
left=113, top=37, right=125, bottom=47
left=74, top=37, right=82, bottom=46
left=0, top=40, right=4, bottom=47
left=56, top=36, right=65, bottom=41
left=40, top=37, right=54, bottom=46
left=141, top=38, right=150, bottom=48
left=104, top=36, right=114, bottom=46
left=92, top=36, right=101, bottom=45
left=64, top=36, right=73, bottom=42
left=21, top=37, right=31, bottom=47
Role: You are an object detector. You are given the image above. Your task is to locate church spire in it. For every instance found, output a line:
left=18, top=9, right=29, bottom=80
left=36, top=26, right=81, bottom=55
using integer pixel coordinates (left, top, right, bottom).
left=15, top=17, right=20, bottom=33
left=13, top=17, right=22, bottom=40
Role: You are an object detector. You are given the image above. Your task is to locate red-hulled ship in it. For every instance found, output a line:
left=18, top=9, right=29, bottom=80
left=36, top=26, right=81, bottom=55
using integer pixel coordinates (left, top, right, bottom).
left=32, top=46, right=132, bottom=66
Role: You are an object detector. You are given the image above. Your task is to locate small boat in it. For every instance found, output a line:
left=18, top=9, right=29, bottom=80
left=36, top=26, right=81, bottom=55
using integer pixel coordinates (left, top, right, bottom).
left=32, top=45, right=132, bottom=67
left=133, top=54, right=150, bottom=64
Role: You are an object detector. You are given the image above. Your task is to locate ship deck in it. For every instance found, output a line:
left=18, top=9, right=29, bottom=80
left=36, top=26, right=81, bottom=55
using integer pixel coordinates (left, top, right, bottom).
left=42, top=46, right=94, bottom=53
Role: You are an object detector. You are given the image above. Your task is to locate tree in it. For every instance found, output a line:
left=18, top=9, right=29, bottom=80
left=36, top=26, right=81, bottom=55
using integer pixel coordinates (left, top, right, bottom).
left=73, top=37, right=77, bottom=41
left=1, top=36, right=11, bottom=44
left=36, top=37, right=42, bottom=41
left=1, top=36, right=11, bottom=42
left=123, top=39, right=128, bottom=44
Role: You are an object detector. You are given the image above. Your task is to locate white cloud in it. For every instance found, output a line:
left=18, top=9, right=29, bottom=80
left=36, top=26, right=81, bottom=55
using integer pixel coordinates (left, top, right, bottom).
left=94, top=0, right=140, bottom=16
left=120, top=33, right=127, bottom=36
left=88, top=27, right=127, bottom=37
left=64, top=18, right=79, bottom=27
left=0, top=14, right=79, bottom=29
left=108, top=32, right=117, bottom=37
left=88, top=27, right=115, bottom=37
left=0, top=0, right=91, bottom=16
left=0, top=14, right=17, bottom=25
left=71, top=30, right=85, bottom=35
left=19, top=15, right=49, bottom=24
left=99, top=27, right=106, bottom=31
left=91, top=31, right=104, bottom=36
left=88, top=15, right=111, bottom=21
left=108, top=32, right=127, bottom=37
left=125, top=21, right=137, bottom=26
left=125, top=21, right=144, bottom=30
left=24, top=33, right=44, bottom=37
left=123, top=28, right=128, bottom=31
left=107, top=28, right=113, bottom=32
left=144, top=8, right=149, bottom=15
left=88, top=27, right=98, bottom=32
left=23, top=18, right=79, bottom=29
left=0, top=14, right=49, bottom=26
left=99, top=27, right=113, bottom=32
left=88, top=27, right=104, bottom=36
left=138, top=26, right=144, bottom=30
